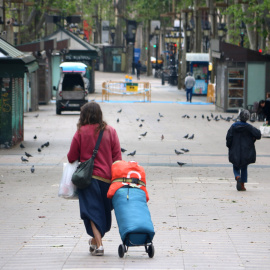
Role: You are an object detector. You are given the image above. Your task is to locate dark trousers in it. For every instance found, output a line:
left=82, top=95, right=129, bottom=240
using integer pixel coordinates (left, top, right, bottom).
left=233, top=165, right=248, bottom=183
left=137, top=70, right=140, bottom=79
left=186, top=88, right=193, bottom=102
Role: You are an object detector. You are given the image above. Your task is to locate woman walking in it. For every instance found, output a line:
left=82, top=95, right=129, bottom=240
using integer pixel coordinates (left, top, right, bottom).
left=226, top=110, right=261, bottom=191
left=67, top=102, right=122, bottom=255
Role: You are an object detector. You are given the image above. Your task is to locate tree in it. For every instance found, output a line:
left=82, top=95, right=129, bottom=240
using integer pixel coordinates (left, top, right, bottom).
left=225, top=0, right=270, bottom=52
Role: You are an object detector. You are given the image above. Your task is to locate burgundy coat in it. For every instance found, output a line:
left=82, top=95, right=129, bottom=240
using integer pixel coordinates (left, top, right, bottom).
left=67, top=124, right=122, bottom=180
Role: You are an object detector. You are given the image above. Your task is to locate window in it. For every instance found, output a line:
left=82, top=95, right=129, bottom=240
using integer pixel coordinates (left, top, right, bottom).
left=228, top=69, right=244, bottom=109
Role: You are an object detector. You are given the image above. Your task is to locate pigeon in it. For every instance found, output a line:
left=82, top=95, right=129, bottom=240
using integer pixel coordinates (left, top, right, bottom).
left=211, top=113, right=214, bottom=118
left=136, top=118, right=140, bottom=121
left=157, top=119, right=160, bottom=122
left=202, top=114, right=205, bottom=119
left=21, top=156, right=28, bottom=162
left=20, top=143, right=25, bottom=149
left=175, top=149, right=184, bottom=155
left=139, top=124, right=143, bottom=127
left=140, top=132, right=147, bottom=137
left=31, top=165, right=35, bottom=173
left=127, top=150, right=136, bottom=156
left=161, top=135, right=164, bottom=140
left=207, top=116, right=211, bottom=122
left=44, top=142, right=50, bottom=147
left=121, top=148, right=127, bottom=153
left=182, top=115, right=187, bottom=118
left=38, top=148, right=41, bottom=153
left=181, top=148, right=189, bottom=153
left=159, top=113, right=164, bottom=117
left=34, top=114, right=39, bottom=118
left=183, top=134, right=189, bottom=139
left=188, top=134, right=194, bottom=140
left=186, top=115, right=190, bottom=119
left=33, top=135, right=37, bottom=140
left=117, top=109, right=122, bottom=113
left=117, top=118, right=119, bottom=123
left=25, top=152, right=33, bottom=158
left=194, top=115, right=197, bottom=118
left=141, top=119, right=145, bottom=122
left=177, top=162, right=186, bottom=167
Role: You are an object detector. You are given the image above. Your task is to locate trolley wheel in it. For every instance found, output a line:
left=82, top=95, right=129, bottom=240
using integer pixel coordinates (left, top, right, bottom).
left=147, top=244, right=155, bottom=258
left=118, top=244, right=125, bottom=258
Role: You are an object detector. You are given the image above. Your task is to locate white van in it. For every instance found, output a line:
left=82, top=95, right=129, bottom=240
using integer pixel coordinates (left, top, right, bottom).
left=55, top=62, right=88, bottom=115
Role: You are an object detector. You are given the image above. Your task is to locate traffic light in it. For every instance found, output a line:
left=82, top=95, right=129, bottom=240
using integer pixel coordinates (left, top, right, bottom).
left=258, top=49, right=262, bottom=53
left=153, top=44, right=156, bottom=48
left=145, top=47, right=148, bottom=50
left=174, top=43, right=177, bottom=47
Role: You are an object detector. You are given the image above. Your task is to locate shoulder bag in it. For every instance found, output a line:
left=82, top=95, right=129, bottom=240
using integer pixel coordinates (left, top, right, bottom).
left=71, top=129, right=104, bottom=189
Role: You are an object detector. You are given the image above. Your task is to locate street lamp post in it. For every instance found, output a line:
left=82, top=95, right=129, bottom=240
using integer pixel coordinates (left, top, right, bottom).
left=169, top=32, right=178, bottom=86
left=154, top=26, right=160, bottom=78
left=239, top=21, right=246, bottom=47
left=203, top=25, right=211, bottom=52
left=186, top=26, right=192, bottom=53
left=164, top=33, right=170, bottom=66
left=110, top=26, right=115, bottom=45
left=13, top=20, right=19, bottom=45
left=218, top=23, right=226, bottom=42
left=92, top=27, right=96, bottom=43
left=131, top=28, right=136, bottom=75
left=177, top=32, right=184, bottom=89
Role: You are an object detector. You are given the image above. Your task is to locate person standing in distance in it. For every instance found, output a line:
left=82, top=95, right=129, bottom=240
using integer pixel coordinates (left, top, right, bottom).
left=226, top=110, right=261, bottom=191
left=184, top=72, right=195, bottom=103
left=136, top=60, right=141, bottom=80
left=67, top=102, right=122, bottom=256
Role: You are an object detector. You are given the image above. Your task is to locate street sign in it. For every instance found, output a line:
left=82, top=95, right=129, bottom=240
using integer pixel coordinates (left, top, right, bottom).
left=126, top=83, right=138, bottom=92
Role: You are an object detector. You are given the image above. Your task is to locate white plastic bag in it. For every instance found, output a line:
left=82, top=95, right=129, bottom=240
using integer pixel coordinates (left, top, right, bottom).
left=58, top=161, right=79, bottom=199
left=260, top=126, right=270, bottom=137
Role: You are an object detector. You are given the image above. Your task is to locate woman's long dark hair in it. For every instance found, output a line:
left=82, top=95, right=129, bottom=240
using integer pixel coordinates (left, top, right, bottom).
left=77, top=102, right=107, bottom=132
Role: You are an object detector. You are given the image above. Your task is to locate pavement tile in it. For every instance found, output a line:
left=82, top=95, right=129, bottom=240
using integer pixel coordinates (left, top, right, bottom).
left=0, top=72, right=270, bottom=269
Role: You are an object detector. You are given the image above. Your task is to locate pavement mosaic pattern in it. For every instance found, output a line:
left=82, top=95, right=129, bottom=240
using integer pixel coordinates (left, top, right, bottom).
left=0, top=72, right=270, bottom=269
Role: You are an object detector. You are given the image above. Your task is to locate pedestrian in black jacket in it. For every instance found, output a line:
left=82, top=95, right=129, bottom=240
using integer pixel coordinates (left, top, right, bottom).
left=258, top=100, right=270, bottom=124
left=136, top=60, right=141, bottom=80
left=226, top=110, right=261, bottom=191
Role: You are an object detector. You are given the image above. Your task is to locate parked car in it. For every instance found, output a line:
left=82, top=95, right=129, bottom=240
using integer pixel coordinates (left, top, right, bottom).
left=55, top=62, right=88, bottom=115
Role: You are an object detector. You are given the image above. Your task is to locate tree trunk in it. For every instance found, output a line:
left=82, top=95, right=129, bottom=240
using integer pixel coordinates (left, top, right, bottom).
left=147, top=20, right=152, bottom=76
left=242, top=3, right=256, bottom=50
left=115, top=0, right=125, bottom=47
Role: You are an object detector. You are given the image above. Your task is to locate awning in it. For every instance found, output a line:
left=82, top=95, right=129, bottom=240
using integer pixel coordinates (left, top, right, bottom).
left=25, top=61, right=39, bottom=73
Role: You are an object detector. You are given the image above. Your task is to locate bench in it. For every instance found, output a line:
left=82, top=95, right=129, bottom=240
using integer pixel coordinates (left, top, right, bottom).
left=102, top=81, right=151, bottom=102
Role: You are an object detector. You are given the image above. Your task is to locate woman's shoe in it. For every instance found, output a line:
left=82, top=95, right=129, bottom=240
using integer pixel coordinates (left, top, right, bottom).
left=235, top=176, right=242, bottom=191
left=89, top=238, right=97, bottom=253
left=91, top=246, right=104, bottom=256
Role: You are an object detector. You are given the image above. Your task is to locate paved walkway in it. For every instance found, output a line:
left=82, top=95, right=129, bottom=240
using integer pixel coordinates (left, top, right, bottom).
left=0, top=72, right=270, bottom=269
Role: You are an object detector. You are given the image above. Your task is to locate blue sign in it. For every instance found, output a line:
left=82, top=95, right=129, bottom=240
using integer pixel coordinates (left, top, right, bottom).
left=134, top=48, right=141, bottom=64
